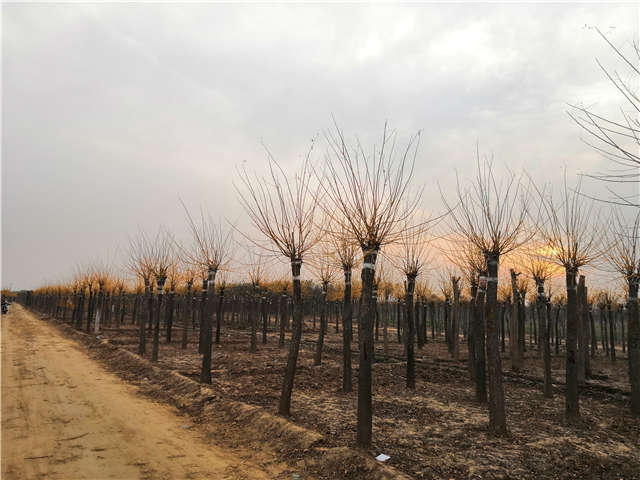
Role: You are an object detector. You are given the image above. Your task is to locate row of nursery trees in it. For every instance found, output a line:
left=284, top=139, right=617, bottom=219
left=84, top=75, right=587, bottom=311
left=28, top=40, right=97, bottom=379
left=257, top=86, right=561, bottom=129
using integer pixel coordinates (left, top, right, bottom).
left=18, top=125, right=640, bottom=447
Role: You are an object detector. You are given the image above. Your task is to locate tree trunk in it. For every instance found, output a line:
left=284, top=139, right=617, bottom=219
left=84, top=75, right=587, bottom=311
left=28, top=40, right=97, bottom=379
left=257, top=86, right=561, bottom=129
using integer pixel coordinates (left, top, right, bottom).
left=582, top=281, right=591, bottom=378
left=261, top=296, right=268, bottom=344
left=250, top=296, right=258, bottom=354
left=182, top=283, right=192, bottom=349
left=278, top=259, right=304, bottom=416
left=86, top=288, right=93, bottom=333
left=215, top=288, right=225, bottom=348
left=473, top=278, right=487, bottom=403
left=510, top=270, right=523, bottom=371
left=452, top=278, right=460, bottom=361
left=543, top=298, right=553, bottom=398
left=200, top=269, right=216, bottom=384
left=152, top=278, right=166, bottom=362
left=139, top=282, right=150, bottom=355
left=357, top=248, right=378, bottom=447
left=468, top=280, right=477, bottom=381
left=342, top=268, right=353, bottom=393
left=486, top=255, right=507, bottom=435
left=279, top=289, right=287, bottom=347
left=628, top=279, right=639, bottom=416
left=609, top=304, right=616, bottom=362
left=590, top=307, right=597, bottom=357
left=577, top=276, right=586, bottom=384
left=565, top=268, right=580, bottom=422
left=314, top=282, right=328, bottom=365
left=165, top=287, right=175, bottom=344
left=555, top=306, right=561, bottom=355
left=536, top=279, right=553, bottom=398
left=75, top=293, right=84, bottom=330
left=406, top=274, right=417, bottom=390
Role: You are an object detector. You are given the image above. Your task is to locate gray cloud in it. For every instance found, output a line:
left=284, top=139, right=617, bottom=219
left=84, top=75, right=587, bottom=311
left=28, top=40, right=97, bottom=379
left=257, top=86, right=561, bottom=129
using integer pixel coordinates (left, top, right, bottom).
left=2, top=3, right=638, bottom=289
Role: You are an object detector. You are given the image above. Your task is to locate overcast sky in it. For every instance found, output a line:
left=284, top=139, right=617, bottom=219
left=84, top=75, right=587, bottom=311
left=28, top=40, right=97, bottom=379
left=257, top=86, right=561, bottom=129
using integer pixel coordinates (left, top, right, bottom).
left=2, top=3, right=639, bottom=289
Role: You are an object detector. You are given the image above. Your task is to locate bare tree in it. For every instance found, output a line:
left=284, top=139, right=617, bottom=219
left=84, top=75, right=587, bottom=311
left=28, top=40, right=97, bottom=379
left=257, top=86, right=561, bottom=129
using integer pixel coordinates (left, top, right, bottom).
left=310, top=244, right=337, bottom=366
left=181, top=266, right=198, bottom=350
left=442, top=155, right=533, bottom=435
left=523, top=248, right=557, bottom=397
left=569, top=28, right=640, bottom=206
left=236, top=145, right=321, bottom=416
left=127, top=231, right=155, bottom=355
left=443, top=238, right=487, bottom=401
left=331, top=225, right=359, bottom=393
left=321, top=122, right=422, bottom=447
left=246, top=249, right=265, bottom=354
left=396, top=220, right=431, bottom=389
left=535, top=176, right=603, bottom=422
left=178, top=203, right=233, bottom=384
left=150, top=228, right=175, bottom=363
left=604, top=208, right=640, bottom=415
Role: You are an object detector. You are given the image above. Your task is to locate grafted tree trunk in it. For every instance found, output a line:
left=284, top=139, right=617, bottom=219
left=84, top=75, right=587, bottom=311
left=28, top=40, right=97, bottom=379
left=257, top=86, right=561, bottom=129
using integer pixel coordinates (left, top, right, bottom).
left=314, top=281, right=328, bottom=365
left=510, top=270, right=523, bottom=371
left=536, top=279, right=553, bottom=398
left=627, top=279, right=639, bottom=416
left=85, top=286, right=93, bottom=333
left=278, top=259, right=304, bottom=416
left=342, top=268, right=353, bottom=393
left=279, top=288, right=287, bottom=347
left=609, top=303, right=616, bottom=362
left=383, top=298, right=389, bottom=356
left=486, top=255, right=506, bottom=434
left=198, top=281, right=207, bottom=354
left=250, top=295, right=258, bottom=354
left=261, top=295, right=268, bottom=344
left=543, top=298, right=553, bottom=398
left=215, top=287, right=223, bottom=345
left=473, top=278, right=487, bottom=403
left=452, top=277, right=460, bottom=361
left=565, top=268, right=580, bottom=422
left=468, top=280, right=477, bottom=380
left=621, top=310, right=626, bottom=354
left=215, top=287, right=225, bottom=348
left=555, top=306, right=561, bottom=355
left=577, top=276, right=586, bottom=384
left=118, top=290, right=125, bottom=329
left=75, top=291, right=84, bottom=330
left=405, top=273, right=417, bottom=389
left=581, top=280, right=591, bottom=378
left=590, top=307, right=597, bottom=357
left=200, top=269, right=217, bottom=384
left=165, top=286, right=175, bottom=344
left=357, top=248, right=378, bottom=447
left=139, top=281, right=150, bottom=355
left=152, top=277, right=166, bottom=362
left=182, top=282, right=192, bottom=349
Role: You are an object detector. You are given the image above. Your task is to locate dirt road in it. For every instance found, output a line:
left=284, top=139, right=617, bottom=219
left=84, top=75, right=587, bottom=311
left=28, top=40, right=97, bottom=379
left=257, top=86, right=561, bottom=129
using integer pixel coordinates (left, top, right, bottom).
left=1, top=305, right=274, bottom=480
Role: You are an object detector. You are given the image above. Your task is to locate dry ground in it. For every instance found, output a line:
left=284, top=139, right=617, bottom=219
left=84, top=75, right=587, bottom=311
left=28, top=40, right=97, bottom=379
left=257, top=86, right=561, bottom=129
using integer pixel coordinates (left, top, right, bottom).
left=1, top=305, right=285, bottom=480
left=11, top=304, right=640, bottom=480
left=100, top=313, right=640, bottom=480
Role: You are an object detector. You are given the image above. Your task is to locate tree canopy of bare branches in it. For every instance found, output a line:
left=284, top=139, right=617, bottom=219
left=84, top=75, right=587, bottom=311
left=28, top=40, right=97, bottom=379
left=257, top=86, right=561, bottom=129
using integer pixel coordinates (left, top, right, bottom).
left=535, top=175, right=604, bottom=422
left=569, top=27, right=640, bottom=206
left=442, top=154, right=532, bottom=435
left=320, top=122, right=423, bottom=447
left=235, top=144, right=322, bottom=417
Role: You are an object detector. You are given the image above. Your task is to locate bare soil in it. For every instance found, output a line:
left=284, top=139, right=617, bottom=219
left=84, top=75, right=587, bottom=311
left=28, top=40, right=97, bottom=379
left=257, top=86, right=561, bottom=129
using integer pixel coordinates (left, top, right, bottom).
left=11, top=303, right=640, bottom=480
left=1, top=305, right=286, bottom=480
left=99, top=313, right=640, bottom=480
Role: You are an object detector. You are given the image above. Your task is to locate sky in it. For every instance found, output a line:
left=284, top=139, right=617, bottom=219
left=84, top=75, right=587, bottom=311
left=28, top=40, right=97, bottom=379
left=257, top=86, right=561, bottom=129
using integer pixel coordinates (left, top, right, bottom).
left=2, top=3, right=639, bottom=290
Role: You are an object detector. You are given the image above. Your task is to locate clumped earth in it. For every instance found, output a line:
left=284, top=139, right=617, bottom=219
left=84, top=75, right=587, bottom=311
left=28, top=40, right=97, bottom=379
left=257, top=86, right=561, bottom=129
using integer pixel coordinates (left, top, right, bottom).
left=49, top=315, right=640, bottom=479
